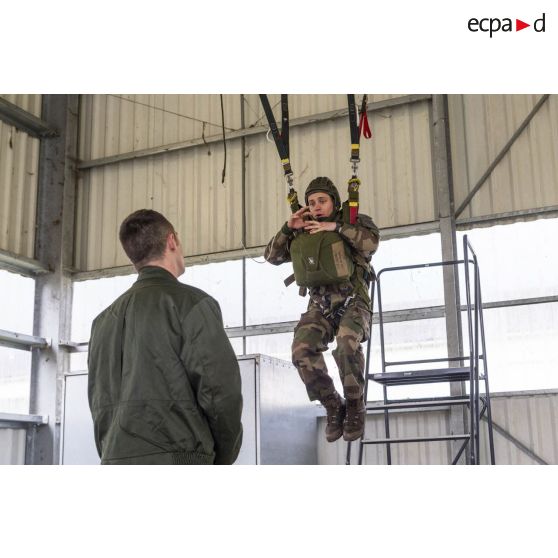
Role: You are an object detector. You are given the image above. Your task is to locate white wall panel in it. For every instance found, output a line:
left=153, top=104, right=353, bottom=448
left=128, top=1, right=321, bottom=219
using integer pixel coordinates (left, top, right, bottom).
left=76, top=94, right=433, bottom=272
left=449, top=94, right=558, bottom=218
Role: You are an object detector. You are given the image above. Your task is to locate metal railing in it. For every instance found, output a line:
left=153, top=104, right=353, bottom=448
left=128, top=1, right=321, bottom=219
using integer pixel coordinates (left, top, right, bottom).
left=351, top=234, right=495, bottom=465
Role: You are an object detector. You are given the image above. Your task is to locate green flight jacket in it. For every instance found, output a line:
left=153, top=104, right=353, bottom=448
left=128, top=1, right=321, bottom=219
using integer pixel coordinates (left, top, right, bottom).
left=87, top=266, right=243, bottom=465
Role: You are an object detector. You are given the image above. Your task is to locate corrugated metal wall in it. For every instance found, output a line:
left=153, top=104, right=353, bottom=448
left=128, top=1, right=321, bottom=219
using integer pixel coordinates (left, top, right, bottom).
left=245, top=95, right=434, bottom=248
left=75, top=95, right=244, bottom=270
left=449, top=94, right=558, bottom=218
left=0, top=95, right=41, bottom=259
left=75, top=141, right=244, bottom=269
left=1, top=95, right=41, bottom=116
left=318, top=390, right=558, bottom=465
left=242, top=94, right=401, bottom=126
left=75, top=94, right=434, bottom=272
left=78, top=94, right=242, bottom=160
left=75, top=94, right=558, bottom=273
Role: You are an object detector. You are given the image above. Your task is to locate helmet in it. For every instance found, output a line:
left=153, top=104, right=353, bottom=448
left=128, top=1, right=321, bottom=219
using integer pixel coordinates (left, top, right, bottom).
left=304, top=177, right=341, bottom=210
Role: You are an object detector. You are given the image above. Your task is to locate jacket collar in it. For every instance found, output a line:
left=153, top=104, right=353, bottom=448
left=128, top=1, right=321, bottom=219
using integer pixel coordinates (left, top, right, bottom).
left=136, top=265, right=178, bottom=283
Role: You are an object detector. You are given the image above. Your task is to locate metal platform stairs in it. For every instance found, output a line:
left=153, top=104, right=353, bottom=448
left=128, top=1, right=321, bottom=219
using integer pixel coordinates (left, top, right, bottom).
left=347, top=234, right=496, bottom=465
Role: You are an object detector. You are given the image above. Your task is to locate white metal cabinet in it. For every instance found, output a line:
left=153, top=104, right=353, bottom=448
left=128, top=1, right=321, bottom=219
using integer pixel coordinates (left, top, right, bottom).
left=61, top=354, right=318, bottom=465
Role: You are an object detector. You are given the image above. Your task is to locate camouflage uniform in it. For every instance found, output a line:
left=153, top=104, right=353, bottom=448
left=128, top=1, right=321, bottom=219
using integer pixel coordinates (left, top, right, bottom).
left=264, top=206, right=380, bottom=404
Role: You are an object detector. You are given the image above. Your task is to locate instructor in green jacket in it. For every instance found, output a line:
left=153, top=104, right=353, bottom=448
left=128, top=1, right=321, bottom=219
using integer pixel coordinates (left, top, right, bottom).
left=88, top=209, right=243, bottom=465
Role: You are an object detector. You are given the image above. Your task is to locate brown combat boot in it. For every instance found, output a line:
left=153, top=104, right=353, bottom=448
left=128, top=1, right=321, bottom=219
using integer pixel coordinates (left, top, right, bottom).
left=343, top=397, right=366, bottom=441
left=321, top=393, right=346, bottom=443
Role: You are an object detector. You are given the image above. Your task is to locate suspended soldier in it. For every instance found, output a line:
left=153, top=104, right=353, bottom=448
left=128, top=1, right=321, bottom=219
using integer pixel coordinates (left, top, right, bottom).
left=265, top=177, right=380, bottom=442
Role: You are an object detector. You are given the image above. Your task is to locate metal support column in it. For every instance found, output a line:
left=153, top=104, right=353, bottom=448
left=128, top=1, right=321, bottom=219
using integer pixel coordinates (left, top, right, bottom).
left=27, top=95, right=79, bottom=464
left=241, top=94, right=248, bottom=355
left=431, top=95, right=467, bottom=464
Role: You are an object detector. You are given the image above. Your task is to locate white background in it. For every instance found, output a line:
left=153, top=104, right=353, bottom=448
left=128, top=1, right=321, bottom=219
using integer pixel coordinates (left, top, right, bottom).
left=1, top=1, right=556, bottom=556
left=1, top=1, right=556, bottom=92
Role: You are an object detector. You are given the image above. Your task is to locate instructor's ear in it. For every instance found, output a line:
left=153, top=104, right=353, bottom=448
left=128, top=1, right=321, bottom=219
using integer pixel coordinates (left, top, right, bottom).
left=167, top=231, right=179, bottom=251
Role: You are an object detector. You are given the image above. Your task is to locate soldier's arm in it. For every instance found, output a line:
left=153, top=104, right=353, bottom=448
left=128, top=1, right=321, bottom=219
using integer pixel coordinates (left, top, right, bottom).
left=263, top=223, right=294, bottom=265
left=180, top=297, right=243, bottom=465
left=338, top=214, right=380, bottom=258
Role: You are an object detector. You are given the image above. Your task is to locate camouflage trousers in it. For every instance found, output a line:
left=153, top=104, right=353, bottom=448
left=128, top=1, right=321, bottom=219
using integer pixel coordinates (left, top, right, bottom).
left=291, top=296, right=371, bottom=402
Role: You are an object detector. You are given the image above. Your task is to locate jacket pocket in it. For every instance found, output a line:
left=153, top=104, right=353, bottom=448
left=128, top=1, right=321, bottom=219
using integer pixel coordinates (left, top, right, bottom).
left=118, top=400, right=207, bottom=453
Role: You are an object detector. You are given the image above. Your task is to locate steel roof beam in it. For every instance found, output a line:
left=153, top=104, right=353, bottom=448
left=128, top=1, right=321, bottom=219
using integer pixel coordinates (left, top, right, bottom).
left=0, top=97, right=58, bottom=139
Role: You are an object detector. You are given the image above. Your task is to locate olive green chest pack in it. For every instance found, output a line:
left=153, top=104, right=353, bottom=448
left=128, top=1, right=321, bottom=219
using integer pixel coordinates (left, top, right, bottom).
left=290, top=231, right=354, bottom=287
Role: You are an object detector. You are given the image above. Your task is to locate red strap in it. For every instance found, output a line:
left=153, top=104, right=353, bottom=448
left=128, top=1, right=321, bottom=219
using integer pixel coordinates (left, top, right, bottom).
left=358, top=109, right=372, bottom=139
left=349, top=205, right=358, bottom=225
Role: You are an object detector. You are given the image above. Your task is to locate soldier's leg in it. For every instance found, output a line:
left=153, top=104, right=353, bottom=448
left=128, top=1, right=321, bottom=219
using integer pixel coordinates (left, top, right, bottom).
left=332, top=298, right=371, bottom=441
left=332, top=298, right=371, bottom=400
left=291, top=307, right=335, bottom=401
left=292, top=306, right=346, bottom=442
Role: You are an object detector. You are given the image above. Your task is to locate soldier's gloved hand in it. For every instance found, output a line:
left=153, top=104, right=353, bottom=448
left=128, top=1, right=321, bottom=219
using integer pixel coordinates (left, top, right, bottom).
left=288, top=206, right=311, bottom=230
left=305, top=221, right=337, bottom=234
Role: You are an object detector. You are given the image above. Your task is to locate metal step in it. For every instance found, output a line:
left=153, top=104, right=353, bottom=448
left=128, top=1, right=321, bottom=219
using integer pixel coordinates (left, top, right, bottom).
left=361, top=434, right=470, bottom=445
left=366, top=397, right=470, bottom=412
left=371, top=367, right=471, bottom=386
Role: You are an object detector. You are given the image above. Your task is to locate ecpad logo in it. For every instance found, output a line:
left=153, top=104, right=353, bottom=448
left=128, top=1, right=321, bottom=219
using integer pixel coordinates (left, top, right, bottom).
left=468, top=13, right=546, bottom=37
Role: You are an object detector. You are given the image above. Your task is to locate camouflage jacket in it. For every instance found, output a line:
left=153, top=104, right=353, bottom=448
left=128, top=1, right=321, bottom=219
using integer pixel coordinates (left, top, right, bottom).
left=264, top=211, right=380, bottom=311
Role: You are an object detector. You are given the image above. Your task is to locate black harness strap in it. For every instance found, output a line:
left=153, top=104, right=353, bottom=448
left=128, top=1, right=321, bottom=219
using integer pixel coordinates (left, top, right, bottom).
left=347, top=94, right=360, bottom=163
left=259, top=94, right=300, bottom=212
left=259, top=94, right=291, bottom=173
left=280, top=94, right=289, bottom=159
left=346, top=94, right=361, bottom=224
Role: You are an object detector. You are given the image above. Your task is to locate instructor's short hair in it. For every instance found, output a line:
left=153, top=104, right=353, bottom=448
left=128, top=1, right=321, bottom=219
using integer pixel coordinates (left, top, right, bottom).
left=119, top=209, right=175, bottom=269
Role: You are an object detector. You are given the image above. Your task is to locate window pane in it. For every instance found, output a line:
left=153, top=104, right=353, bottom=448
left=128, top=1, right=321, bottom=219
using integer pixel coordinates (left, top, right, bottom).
left=373, top=232, right=442, bottom=270
left=457, top=218, right=558, bottom=302
left=246, top=258, right=307, bottom=325
left=368, top=317, right=450, bottom=401
left=228, top=337, right=244, bottom=356
left=72, top=262, right=242, bottom=345
left=70, top=351, right=88, bottom=373
left=371, top=233, right=444, bottom=312
left=247, top=234, right=443, bottom=322
left=0, top=270, right=35, bottom=334
left=0, top=347, right=31, bottom=413
left=376, top=265, right=446, bottom=313
left=71, top=274, right=137, bottom=341
left=180, top=260, right=243, bottom=328
left=461, top=302, right=558, bottom=392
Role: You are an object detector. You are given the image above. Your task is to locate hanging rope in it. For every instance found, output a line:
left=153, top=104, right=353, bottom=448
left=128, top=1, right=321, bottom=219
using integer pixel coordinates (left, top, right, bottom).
left=108, top=94, right=235, bottom=132
left=220, top=94, right=227, bottom=184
